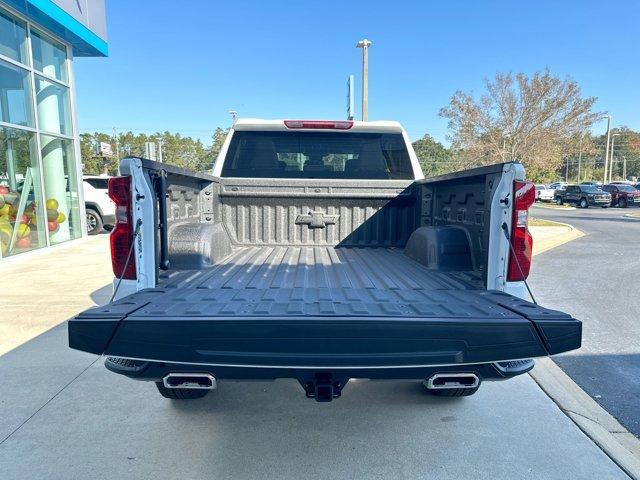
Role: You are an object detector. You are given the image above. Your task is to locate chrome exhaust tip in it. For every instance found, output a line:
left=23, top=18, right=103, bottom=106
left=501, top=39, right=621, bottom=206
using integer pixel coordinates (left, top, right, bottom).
left=162, top=373, right=217, bottom=390
left=424, top=373, right=480, bottom=390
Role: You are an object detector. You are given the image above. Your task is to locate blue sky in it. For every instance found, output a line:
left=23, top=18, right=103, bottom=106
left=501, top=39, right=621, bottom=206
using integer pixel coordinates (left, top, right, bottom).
left=74, top=0, right=640, bottom=146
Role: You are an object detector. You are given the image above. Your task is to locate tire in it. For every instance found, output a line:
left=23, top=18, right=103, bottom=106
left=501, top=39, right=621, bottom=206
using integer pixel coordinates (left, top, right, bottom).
left=426, top=386, right=480, bottom=397
left=618, top=198, right=628, bottom=208
left=86, top=208, right=103, bottom=235
left=155, top=381, right=210, bottom=399
left=579, top=198, right=589, bottom=208
left=556, top=196, right=563, bottom=205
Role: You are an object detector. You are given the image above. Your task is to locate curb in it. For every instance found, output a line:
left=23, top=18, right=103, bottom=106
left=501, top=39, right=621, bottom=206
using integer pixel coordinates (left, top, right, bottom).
left=532, top=222, right=585, bottom=256
left=532, top=203, right=576, bottom=211
left=530, top=359, right=640, bottom=479
left=530, top=224, right=640, bottom=478
left=623, top=213, right=640, bottom=221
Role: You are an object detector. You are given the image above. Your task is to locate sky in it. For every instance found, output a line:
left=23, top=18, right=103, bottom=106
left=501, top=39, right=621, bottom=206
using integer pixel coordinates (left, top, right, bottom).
left=73, top=0, right=640, bottom=146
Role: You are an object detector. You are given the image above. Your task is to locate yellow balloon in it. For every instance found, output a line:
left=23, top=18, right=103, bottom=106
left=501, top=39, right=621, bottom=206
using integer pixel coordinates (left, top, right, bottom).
left=56, top=211, right=66, bottom=223
left=46, top=198, right=59, bottom=210
left=0, top=204, right=11, bottom=216
left=17, top=223, right=30, bottom=238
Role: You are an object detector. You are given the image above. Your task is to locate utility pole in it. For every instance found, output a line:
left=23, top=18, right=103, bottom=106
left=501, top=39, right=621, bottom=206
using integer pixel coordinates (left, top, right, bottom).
left=577, top=132, right=584, bottom=183
left=565, top=157, right=570, bottom=182
left=609, top=133, right=620, bottom=183
left=623, top=156, right=627, bottom=180
left=112, top=127, right=120, bottom=162
left=603, top=115, right=612, bottom=183
left=356, top=39, right=372, bottom=121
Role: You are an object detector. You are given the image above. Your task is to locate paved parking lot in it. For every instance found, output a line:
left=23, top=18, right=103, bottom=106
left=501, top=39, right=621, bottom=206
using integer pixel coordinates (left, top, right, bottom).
left=0, top=323, right=629, bottom=480
left=0, top=228, right=633, bottom=479
left=530, top=205, right=640, bottom=437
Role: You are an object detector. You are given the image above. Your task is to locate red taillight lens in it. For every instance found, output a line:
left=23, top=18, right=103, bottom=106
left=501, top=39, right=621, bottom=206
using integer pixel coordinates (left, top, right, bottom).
left=507, top=180, right=535, bottom=281
left=108, top=176, right=136, bottom=280
left=284, top=120, right=353, bottom=130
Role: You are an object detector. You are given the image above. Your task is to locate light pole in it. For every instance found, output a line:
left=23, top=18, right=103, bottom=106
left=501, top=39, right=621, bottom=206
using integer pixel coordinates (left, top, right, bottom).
left=356, top=39, right=372, bottom=121
left=603, top=115, right=612, bottom=183
left=577, top=131, right=585, bottom=183
left=609, top=133, right=621, bottom=183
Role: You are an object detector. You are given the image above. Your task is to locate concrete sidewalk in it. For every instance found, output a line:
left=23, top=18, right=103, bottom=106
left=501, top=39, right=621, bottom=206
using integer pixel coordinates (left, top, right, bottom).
left=0, top=228, right=631, bottom=479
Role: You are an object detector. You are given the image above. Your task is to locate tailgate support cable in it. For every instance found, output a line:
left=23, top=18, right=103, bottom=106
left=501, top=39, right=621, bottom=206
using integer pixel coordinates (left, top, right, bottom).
left=109, top=219, right=143, bottom=304
left=501, top=222, right=538, bottom=305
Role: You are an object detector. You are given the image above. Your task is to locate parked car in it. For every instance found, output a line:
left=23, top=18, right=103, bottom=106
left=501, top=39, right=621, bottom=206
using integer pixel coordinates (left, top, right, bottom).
left=69, top=119, right=582, bottom=402
left=535, top=184, right=555, bottom=202
left=548, top=181, right=568, bottom=190
left=555, top=184, right=611, bottom=208
left=83, top=176, right=115, bottom=235
left=601, top=184, right=640, bottom=208
left=579, top=180, right=602, bottom=186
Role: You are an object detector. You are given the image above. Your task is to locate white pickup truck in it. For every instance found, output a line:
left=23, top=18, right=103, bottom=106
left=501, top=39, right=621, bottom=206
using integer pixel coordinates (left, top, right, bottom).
left=69, top=119, right=581, bottom=402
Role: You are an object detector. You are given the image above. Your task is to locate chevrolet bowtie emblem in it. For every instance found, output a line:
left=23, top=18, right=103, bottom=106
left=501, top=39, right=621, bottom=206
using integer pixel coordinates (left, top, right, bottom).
left=295, top=212, right=339, bottom=229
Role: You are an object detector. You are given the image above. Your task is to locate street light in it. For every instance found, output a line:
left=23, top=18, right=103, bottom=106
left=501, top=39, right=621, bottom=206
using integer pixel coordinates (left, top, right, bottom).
left=609, top=133, right=621, bottom=183
left=603, top=115, right=612, bottom=184
left=577, top=131, right=585, bottom=183
left=356, top=39, right=372, bottom=121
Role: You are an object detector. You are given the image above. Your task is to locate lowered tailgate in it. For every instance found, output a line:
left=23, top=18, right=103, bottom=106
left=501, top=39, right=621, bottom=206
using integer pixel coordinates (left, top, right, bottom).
left=69, top=287, right=580, bottom=368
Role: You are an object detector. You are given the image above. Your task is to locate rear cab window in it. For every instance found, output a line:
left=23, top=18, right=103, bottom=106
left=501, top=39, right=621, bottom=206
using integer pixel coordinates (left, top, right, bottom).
left=220, top=131, right=414, bottom=179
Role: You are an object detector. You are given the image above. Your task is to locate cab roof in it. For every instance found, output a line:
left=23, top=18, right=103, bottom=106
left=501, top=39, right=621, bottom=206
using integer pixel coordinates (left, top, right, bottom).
left=232, top=118, right=404, bottom=134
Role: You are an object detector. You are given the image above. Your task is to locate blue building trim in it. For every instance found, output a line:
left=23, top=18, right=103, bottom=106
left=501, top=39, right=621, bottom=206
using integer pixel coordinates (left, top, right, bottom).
left=4, top=0, right=107, bottom=57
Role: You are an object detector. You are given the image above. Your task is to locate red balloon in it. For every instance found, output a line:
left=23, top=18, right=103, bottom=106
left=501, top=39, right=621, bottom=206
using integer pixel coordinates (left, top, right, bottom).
left=47, top=221, right=58, bottom=232
left=16, top=236, right=31, bottom=248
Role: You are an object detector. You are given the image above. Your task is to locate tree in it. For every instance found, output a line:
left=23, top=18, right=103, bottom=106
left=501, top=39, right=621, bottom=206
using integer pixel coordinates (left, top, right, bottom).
left=439, top=69, right=603, bottom=182
left=411, top=134, right=459, bottom=177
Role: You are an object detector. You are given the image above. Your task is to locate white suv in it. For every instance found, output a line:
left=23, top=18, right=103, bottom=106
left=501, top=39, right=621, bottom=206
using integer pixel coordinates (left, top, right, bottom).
left=83, top=176, right=115, bottom=235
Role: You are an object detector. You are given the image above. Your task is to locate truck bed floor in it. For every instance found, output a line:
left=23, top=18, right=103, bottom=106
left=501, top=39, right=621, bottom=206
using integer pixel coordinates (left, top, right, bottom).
left=148, top=246, right=485, bottom=319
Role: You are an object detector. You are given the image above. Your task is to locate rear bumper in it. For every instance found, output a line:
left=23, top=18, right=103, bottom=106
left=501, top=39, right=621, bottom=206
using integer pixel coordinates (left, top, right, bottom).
left=104, top=356, right=536, bottom=383
left=68, top=290, right=581, bottom=375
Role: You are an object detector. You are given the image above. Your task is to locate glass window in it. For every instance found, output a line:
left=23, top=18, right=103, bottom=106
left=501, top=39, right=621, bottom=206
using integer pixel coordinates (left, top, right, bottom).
left=40, top=134, right=81, bottom=245
left=0, top=10, right=27, bottom=64
left=0, top=60, right=33, bottom=126
left=85, top=178, right=109, bottom=189
left=30, top=29, right=67, bottom=82
left=0, top=126, right=47, bottom=257
left=35, top=75, right=71, bottom=135
left=222, top=131, right=414, bottom=179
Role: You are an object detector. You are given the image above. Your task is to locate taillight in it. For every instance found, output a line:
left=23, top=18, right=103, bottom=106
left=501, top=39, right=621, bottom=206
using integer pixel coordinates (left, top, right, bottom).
left=108, top=176, right=136, bottom=280
left=507, top=180, right=535, bottom=281
left=284, top=120, right=353, bottom=130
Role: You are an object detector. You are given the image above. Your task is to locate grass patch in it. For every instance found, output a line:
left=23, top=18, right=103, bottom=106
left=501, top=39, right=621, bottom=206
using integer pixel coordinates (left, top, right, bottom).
left=529, top=217, right=566, bottom=227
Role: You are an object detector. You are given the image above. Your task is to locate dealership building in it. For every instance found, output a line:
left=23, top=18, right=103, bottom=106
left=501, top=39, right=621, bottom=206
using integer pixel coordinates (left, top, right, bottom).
left=0, top=0, right=106, bottom=260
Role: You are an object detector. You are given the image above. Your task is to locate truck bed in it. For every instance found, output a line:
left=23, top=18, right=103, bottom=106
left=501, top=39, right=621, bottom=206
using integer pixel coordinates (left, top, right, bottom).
left=156, top=246, right=483, bottom=318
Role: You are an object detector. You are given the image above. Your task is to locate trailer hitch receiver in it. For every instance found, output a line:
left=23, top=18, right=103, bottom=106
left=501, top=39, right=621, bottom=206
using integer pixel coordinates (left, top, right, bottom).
left=302, top=373, right=347, bottom=402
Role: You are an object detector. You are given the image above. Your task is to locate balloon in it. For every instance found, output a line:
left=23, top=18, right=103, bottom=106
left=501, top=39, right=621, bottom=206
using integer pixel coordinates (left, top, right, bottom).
left=47, top=209, right=59, bottom=221
left=46, top=198, right=59, bottom=210
left=17, top=223, right=30, bottom=238
left=56, top=212, right=66, bottom=223
left=16, top=236, right=31, bottom=248
left=47, top=221, right=58, bottom=232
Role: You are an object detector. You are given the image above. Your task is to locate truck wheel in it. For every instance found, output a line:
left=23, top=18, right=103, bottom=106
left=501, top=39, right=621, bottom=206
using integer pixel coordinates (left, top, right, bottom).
left=155, top=381, right=210, bottom=399
left=427, top=386, right=480, bottom=397
left=618, top=198, right=628, bottom=208
left=556, top=197, right=563, bottom=205
left=86, top=208, right=103, bottom=235
left=579, top=198, right=589, bottom=208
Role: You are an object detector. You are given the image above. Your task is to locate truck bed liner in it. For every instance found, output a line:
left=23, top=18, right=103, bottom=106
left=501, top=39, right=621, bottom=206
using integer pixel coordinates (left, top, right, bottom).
left=155, top=246, right=483, bottom=318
